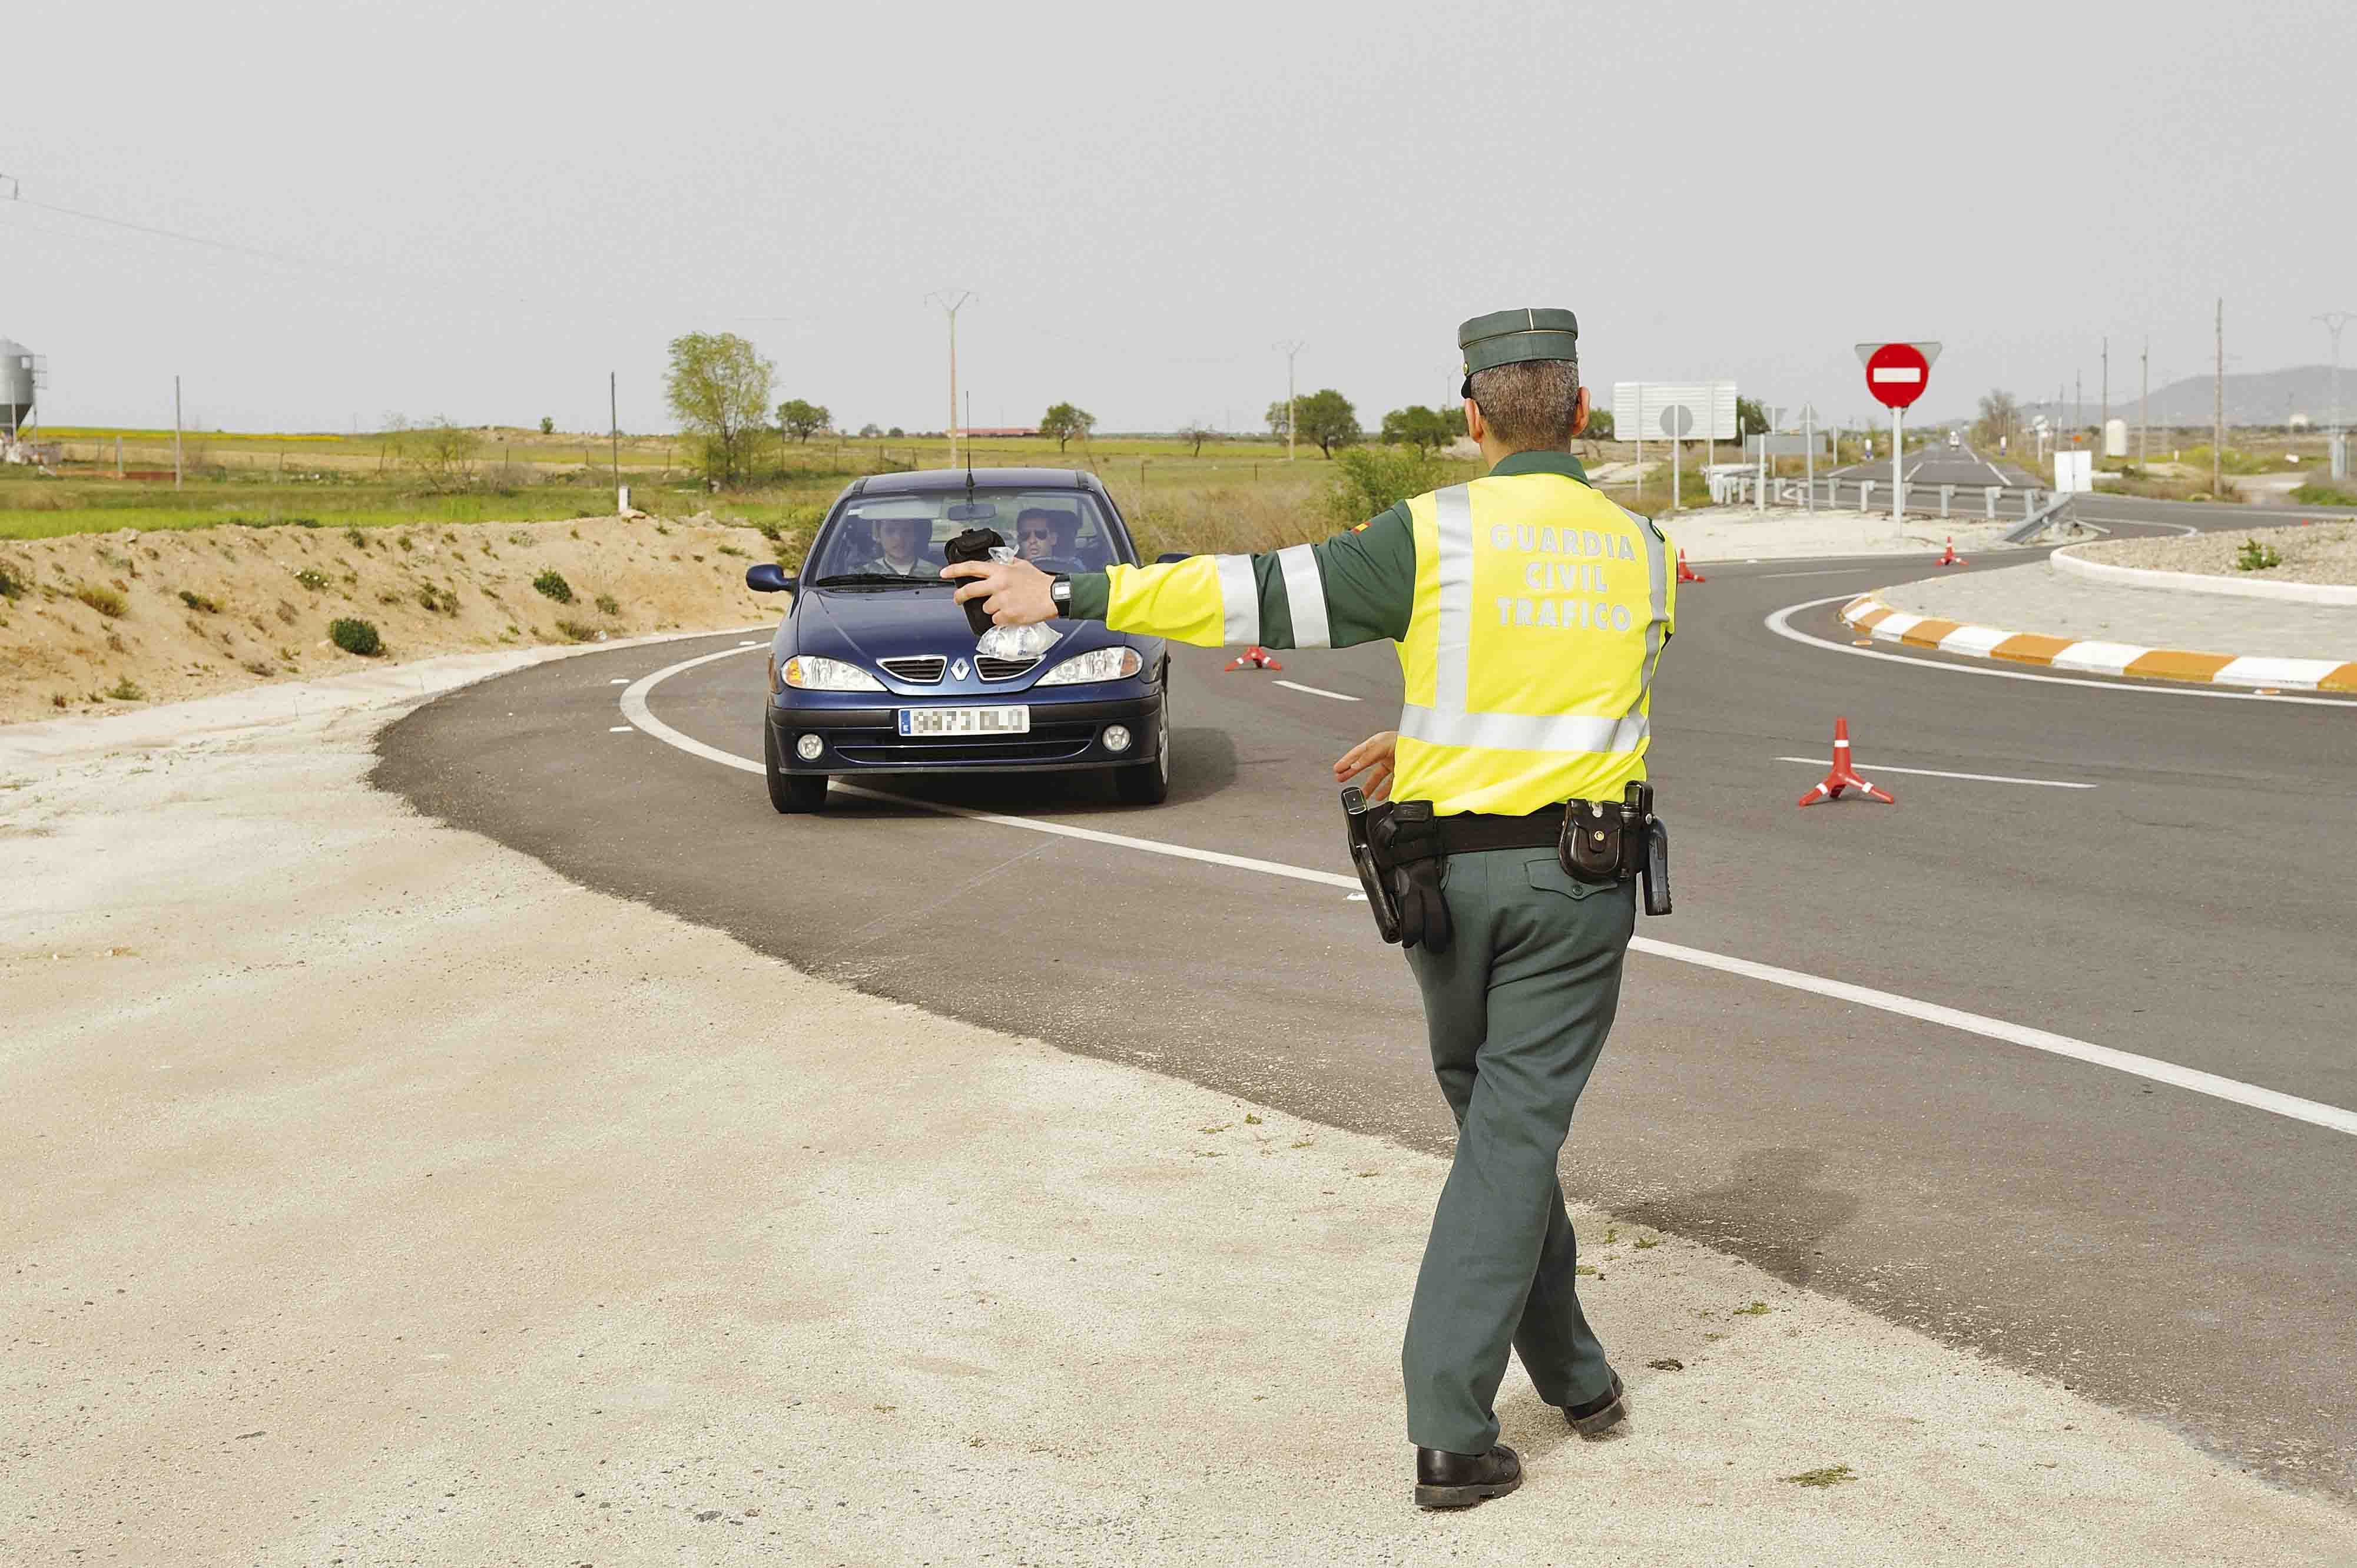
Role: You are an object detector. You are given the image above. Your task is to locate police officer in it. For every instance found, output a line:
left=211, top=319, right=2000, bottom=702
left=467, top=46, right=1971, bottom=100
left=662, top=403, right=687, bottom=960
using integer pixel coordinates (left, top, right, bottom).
left=944, top=307, right=1672, bottom=1510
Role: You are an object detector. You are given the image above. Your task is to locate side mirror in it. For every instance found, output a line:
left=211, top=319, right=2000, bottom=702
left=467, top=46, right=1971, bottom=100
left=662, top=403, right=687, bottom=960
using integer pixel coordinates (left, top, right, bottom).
left=745, top=563, right=797, bottom=594
left=1154, top=551, right=1193, bottom=565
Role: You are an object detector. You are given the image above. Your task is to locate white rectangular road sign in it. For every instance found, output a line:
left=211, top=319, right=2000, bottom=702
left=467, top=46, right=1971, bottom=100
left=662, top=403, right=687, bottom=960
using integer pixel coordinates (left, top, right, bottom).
left=1613, top=381, right=1738, bottom=442
left=2053, top=450, right=2094, bottom=493
left=1871, top=366, right=1924, bottom=386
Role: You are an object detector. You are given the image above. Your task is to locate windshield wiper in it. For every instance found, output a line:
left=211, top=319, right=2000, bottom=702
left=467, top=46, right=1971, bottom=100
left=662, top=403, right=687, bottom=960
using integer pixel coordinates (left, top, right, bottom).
left=811, top=572, right=944, bottom=589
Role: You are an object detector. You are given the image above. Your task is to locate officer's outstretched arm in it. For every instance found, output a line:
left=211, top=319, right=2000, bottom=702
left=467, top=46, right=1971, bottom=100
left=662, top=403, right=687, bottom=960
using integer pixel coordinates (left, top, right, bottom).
left=1076, top=502, right=1417, bottom=650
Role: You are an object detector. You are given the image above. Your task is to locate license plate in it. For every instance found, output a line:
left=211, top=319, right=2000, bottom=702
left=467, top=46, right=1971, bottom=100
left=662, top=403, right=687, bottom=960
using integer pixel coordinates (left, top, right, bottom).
left=897, top=706, right=1030, bottom=737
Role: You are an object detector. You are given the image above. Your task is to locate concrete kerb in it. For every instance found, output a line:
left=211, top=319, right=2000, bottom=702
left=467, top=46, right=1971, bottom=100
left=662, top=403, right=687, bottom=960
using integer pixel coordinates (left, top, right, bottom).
left=1838, top=593, right=2357, bottom=692
left=2052, top=543, right=2357, bottom=606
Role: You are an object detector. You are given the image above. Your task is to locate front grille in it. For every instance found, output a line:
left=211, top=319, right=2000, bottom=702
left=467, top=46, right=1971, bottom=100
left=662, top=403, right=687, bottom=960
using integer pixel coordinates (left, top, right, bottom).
left=827, top=718, right=1100, bottom=767
left=878, top=656, right=946, bottom=684
left=976, top=655, right=1040, bottom=681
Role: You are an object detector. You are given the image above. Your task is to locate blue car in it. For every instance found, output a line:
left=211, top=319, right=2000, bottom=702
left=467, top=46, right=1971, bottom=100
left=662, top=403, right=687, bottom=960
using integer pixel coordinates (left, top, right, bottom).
left=743, top=467, right=1171, bottom=813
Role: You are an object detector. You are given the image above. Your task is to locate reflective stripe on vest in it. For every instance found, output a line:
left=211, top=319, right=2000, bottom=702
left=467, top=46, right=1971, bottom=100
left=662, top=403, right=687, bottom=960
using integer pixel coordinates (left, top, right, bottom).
left=1392, top=475, right=1673, bottom=814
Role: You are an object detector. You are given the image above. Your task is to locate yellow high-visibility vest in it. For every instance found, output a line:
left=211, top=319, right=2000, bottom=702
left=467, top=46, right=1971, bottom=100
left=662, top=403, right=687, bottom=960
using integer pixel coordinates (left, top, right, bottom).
left=1393, top=475, right=1673, bottom=816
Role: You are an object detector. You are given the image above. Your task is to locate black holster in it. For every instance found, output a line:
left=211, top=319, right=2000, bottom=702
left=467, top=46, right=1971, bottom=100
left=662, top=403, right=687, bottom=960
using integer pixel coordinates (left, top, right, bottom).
left=1558, top=782, right=1671, bottom=916
left=1339, top=790, right=1453, bottom=953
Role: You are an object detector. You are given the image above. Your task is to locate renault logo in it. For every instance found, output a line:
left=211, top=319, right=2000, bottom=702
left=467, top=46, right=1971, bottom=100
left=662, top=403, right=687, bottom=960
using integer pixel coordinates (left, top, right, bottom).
left=951, top=658, right=970, bottom=680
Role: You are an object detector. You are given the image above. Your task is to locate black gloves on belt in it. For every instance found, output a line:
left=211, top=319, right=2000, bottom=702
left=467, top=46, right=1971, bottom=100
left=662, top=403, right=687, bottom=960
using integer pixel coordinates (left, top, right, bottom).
left=1374, top=805, right=1452, bottom=954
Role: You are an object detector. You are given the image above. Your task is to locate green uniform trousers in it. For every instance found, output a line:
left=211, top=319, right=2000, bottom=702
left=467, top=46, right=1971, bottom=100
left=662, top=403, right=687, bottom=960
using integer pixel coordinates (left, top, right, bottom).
left=1401, top=847, right=1634, bottom=1454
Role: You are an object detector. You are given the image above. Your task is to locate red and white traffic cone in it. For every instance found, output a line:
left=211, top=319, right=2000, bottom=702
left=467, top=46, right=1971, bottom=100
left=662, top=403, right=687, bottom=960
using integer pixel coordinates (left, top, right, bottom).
left=1224, top=645, right=1284, bottom=672
left=1796, top=717, right=1897, bottom=807
left=1677, top=549, right=1706, bottom=584
left=1935, top=538, right=1967, bottom=566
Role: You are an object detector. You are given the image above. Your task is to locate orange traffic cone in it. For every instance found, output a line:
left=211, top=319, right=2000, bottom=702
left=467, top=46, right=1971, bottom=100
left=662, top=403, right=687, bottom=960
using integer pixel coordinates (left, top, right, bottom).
left=1677, top=549, right=1706, bottom=584
left=1796, top=718, right=1897, bottom=807
left=1935, top=538, right=1967, bottom=566
left=1224, top=645, right=1284, bottom=672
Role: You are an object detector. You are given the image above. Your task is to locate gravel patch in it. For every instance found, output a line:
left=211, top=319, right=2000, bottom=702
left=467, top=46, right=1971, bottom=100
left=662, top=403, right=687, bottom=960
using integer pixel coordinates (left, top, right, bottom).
left=2074, top=519, right=2357, bottom=585
left=1878, top=561, right=2357, bottom=661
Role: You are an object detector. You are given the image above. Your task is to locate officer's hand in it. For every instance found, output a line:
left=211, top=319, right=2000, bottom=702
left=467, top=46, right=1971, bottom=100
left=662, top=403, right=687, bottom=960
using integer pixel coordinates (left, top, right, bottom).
left=942, top=556, right=1055, bottom=626
left=1334, top=730, right=1399, bottom=802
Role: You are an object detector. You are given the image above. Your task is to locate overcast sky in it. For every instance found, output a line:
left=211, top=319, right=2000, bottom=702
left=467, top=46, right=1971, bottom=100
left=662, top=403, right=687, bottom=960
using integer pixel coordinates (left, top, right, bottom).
left=7, top=0, right=2353, bottom=437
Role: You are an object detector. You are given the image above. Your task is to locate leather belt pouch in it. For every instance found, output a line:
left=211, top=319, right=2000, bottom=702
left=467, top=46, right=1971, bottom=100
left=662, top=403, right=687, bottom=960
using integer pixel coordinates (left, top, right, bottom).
left=1560, top=800, right=1625, bottom=885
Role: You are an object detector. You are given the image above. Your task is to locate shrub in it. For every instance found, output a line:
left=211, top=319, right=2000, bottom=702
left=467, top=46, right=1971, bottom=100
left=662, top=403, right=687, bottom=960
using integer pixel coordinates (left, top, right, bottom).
left=2234, top=538, right=2281, bottom=572
left=1322, top=446, right=1456, bottom=526
left=104, top=676, right=145, bottom=701
left=178, top=589, right=221, bottom=613
left=289, top=516, right=320, bottom=528
left=2290, top=482, right=2357, bottom=506
left=242, top=658, right=276, bottom=677
left=75, top=584, right=128, bottom=618
left=417, top=584, right=459, bottom=615
left=345, top=527, right=369, bottom=549
left=717, top=543, right=747, bottom=558
left=532, top=569, right=574, bottom=603
left=397, top=532, right=416, bottom=552
left=329, top=617, right=383, bottom=656
left=294, top=567, right=330, bottom=591
left=594, top=592, right=620, bottom=616
left=752, top=519, right=783, bottom=541
left=555, top=618, right=604, bottom=643
left=0, top=562, right=26, bottom=601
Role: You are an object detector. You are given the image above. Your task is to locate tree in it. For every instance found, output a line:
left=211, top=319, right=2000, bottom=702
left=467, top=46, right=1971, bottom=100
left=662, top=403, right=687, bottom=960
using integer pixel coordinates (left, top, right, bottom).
left=1737, top=397, right=1769, bottom=439
left=1293, top=389, right=1360, bottom=458
left=1974, top=389, right=2021, bottom=449
left=665, top=331, right=775, bottom=485
left=1265, top=400, right=1292, bottom=442
left=1040, top=402, right=1097, bottom=452
left=400, top=416, right=481, bottom=493
left=1380, top=405, right=1452, bottom=454
left=1176, top=423, right=1218, bottom=458
left=778, top=399, right=831, bottom=443
left=539, top=416, right=554, bottom=435
left=1583, top=407, right=1616, bottom=441
left=857, top=422, right=882, bottom=439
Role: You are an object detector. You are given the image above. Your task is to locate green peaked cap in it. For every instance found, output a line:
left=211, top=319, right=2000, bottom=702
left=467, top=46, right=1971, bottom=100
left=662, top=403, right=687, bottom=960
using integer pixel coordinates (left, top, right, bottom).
left=1458, top=307, right=1580, bottom=395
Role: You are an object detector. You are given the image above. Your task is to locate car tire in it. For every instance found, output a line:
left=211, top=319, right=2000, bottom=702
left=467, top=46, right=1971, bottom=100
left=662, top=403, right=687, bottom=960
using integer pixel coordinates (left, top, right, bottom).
left=1113, top=683, right=1172, bottom=806
left=764, top=721, right=829, bottom=814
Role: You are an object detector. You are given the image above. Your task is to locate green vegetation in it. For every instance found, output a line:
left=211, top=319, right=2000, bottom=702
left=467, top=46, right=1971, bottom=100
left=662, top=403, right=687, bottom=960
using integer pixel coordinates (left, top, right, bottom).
left=666, top=331, right=775, bottom=485
left=1378, top=405, right=1466, bottom=454
left=329, top=618, right=383, bottom=656
left=554, top=618, right=602, bottom=642
left=1040, top=402, right=1096, bottom=453
left=532, top=569, right=574, bottom=604
left=0, top=562, right=24, bottom=600
left=75, top=584, right=128, bottom=617
left=1271, top=389, right=1360, bottom=458
left=1782, top=1465, right=1857, bottom=1489
left=104, top=676, right=146, bottom=702
left=293, top=567, right=330, bottom=591
left=2290, top=482, right=2357, bottom=506
left=1324, top=446, right=1456, bottom=525
left=594, top=592, right=620, bottom=616
left=178, top=589, right=221, bottom=613
left=2235, top=538, right=2282, bottom=572
left=777, top=399, right=831, bottom=443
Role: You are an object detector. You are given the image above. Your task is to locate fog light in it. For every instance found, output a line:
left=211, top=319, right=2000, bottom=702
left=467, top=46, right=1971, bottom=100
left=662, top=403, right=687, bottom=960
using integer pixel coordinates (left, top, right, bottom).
left=1102, top=724, right=1133, bottom=754
left=795, top=734, right=824, bottom=761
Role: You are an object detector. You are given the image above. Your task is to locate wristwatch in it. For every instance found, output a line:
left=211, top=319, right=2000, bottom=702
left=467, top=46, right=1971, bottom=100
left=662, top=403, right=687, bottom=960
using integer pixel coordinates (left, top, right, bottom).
left=1049, top=574, right=1072, bottom=617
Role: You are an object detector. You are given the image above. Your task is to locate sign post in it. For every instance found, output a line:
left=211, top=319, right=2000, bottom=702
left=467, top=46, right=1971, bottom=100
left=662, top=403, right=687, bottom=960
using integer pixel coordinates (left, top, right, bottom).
left=1858, top=342, right=1940, bottom=522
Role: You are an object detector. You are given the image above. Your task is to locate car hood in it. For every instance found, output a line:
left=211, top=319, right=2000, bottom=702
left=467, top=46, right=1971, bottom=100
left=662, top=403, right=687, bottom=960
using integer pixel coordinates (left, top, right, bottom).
left=787, top=585, right=1143, bottom=691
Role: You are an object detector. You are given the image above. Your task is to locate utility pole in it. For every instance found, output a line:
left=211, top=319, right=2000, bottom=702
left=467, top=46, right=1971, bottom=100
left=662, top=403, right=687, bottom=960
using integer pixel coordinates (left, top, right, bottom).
left=927, top=290, right=976, bottom=468
left=2100, top=337, right=2109, bottom=452
left=2140, top=338, right=2149, bottom=465
left=173, top=374, right=183, bottom=490
left=2314, top=312, right=2355, bottom=476
left=609, top=370, right=620, bottom=503
left=1274, top=339, right=1307, bottom=461
left=2213, top=297, right=2225, bottom=498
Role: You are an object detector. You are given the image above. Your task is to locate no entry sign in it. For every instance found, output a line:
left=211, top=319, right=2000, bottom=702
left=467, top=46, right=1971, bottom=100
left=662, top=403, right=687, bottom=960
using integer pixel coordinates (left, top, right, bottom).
left=1863, top=342, right=1932, bottom=409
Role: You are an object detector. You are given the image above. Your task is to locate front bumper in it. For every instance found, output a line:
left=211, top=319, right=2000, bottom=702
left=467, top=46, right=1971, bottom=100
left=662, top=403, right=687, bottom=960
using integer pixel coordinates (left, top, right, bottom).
left=768, top=692, right=1164, bottom=774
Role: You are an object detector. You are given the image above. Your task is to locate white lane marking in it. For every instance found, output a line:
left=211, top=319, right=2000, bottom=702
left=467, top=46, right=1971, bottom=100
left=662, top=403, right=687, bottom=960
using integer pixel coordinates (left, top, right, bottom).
left=619, top=644, right=2357, bottom=1138
left=1774, top=756, right=2096, bottom=790
left=1273, top=679, right=1362, bottom=702
left=609, top=678, right=628, bottom=685
left=1766, top=594, right=2357, bottom=708
left=609, top=725, right=633, bottom=733
left=2070, top=511, right=2203, bottom=537
left=738, top=639, right=761, bottom=647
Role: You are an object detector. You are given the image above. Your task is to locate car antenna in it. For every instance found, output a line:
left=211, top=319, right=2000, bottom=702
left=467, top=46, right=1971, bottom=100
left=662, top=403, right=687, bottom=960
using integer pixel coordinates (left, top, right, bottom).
left=964, top=446, right=975, bottom=503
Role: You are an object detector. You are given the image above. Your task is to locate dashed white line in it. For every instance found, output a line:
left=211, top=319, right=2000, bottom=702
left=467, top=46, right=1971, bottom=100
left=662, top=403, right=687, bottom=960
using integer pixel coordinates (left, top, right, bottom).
left=616, top=642, right=2357, bottom=1139
left=1774, top=756, right=2096, bottom=790
left=609, top=725, right=633, bottom=732
left=1272, top=679, right=1361, bottom=702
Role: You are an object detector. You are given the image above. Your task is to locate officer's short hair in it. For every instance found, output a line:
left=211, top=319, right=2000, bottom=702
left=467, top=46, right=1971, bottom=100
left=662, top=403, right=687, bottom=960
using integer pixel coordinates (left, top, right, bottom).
left=1469, top=359, right=1580, bottom=451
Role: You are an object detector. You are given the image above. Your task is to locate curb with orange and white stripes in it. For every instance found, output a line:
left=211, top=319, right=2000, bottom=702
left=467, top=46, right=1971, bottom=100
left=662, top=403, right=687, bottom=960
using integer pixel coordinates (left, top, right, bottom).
left=1839, top=594, right=2357, bottom=692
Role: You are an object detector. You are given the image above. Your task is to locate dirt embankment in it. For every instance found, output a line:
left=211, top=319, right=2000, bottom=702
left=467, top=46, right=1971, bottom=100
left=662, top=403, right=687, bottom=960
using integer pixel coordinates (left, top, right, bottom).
left=0, top=515, right=778, bottom=723
left=2073, top=518, right=2357, bottom=585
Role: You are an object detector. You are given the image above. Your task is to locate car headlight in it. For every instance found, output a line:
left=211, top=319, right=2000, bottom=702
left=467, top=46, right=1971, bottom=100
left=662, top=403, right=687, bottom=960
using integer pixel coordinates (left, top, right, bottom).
left=781, top=654, right=884, bottom=691
left=1036, top=645, right=1145, bottom=686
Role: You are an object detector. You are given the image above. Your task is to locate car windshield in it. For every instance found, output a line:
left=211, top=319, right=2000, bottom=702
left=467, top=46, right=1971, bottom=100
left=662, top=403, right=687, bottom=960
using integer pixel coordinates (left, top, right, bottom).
left=807, top=489, right=1131, bottom=586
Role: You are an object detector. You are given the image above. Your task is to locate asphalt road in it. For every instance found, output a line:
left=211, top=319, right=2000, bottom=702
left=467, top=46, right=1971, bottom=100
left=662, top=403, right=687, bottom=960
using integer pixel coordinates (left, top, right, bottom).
left=374, top=501, right=2357, bottom=1503
left=1830, top=438, right=2025, bottom=491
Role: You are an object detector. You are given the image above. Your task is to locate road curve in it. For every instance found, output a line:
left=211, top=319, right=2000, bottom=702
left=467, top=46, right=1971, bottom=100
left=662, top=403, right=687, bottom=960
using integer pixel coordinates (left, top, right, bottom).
left=376, top=512, right=2357, bottom=1502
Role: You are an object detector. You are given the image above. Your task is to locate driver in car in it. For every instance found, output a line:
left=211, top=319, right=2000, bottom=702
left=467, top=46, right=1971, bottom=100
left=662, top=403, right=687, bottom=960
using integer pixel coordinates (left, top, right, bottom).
left=1014, top=508, right=1077, bottom=563
left=860, top=517, right=935, bottom=577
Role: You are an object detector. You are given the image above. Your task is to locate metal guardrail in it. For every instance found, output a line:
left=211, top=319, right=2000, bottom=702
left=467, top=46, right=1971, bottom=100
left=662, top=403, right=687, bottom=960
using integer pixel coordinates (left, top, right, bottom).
left=1708, top=471, right=2055, bottom=525
left=2001, top=492, right=2077, bottom=544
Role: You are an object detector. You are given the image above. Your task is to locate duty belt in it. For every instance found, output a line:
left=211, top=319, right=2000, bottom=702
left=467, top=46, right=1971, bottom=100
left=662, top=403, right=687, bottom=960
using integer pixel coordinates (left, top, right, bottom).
left=1341, top=785, right=1672, bottom=952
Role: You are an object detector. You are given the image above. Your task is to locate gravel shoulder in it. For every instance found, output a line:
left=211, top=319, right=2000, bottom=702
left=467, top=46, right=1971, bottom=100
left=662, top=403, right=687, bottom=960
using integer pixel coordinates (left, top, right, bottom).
left=1878, top=560, right=2357, bottom=662
left=5, top=658, right=2354, bottom=1564
left=2072, top=518, right=2357, bottom=585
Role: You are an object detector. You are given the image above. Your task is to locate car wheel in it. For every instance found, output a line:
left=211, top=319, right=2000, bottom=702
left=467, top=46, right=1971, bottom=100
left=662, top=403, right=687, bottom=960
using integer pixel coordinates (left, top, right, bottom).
left=764, top=721, right=829, bottom=814
left=1113, top=685, right=1172, bottom=805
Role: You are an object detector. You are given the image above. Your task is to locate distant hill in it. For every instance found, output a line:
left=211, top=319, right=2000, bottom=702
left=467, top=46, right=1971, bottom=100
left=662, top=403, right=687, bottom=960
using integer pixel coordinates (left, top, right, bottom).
left=1994, top=365, right=2356, bottom=430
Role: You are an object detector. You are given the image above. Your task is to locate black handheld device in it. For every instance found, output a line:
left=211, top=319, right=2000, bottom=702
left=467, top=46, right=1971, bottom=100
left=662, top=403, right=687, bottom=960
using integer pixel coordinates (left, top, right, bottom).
left=942, top=527, right=1006, bottom=636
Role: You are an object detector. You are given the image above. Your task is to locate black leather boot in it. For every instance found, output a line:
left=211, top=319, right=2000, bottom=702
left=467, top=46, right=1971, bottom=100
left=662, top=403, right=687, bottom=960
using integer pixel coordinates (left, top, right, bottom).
left=1560, top=1370, right=1628, bottom=1438
left=1413, top=1443, right=1523, bottom=1509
